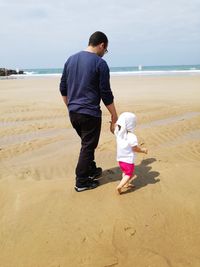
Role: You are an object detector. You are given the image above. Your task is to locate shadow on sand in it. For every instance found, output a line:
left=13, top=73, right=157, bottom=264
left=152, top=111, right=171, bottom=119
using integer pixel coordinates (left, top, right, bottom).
left=99, top=158, right=160, bottom=194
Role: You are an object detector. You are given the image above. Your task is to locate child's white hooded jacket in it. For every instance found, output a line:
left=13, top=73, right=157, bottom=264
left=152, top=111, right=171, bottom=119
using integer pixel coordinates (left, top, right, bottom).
left=114, top=112, right=138, bottom=163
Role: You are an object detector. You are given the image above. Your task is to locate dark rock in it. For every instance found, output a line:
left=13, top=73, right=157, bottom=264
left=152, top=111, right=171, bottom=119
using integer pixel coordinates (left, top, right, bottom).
left=0, top=68, right=24, bottom=76
left=0, top=68, right=6, bottom=76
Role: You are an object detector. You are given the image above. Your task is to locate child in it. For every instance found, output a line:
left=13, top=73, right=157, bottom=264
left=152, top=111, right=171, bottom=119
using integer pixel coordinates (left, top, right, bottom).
left=114, top=112, right=148, bottom=194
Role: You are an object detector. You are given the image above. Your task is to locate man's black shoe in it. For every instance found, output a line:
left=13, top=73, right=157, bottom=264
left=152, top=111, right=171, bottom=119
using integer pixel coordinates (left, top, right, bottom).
left=74, top=180, right=99, bottom=192
left=89, top=167, right=102, bottom=180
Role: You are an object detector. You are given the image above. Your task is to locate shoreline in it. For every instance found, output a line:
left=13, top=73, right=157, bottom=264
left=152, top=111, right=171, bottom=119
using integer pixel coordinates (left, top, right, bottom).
left=1, top=72, right=200, bottom=81
left=1, top=63, right=199, bottom=80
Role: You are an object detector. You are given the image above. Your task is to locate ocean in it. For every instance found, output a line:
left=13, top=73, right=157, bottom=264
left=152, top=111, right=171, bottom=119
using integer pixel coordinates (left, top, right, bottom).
left=2, top=64, right=200, bottom=78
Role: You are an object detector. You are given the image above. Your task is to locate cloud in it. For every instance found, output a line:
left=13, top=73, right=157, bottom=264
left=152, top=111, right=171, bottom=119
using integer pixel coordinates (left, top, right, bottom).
left=22, top=7, right=48, bottom=20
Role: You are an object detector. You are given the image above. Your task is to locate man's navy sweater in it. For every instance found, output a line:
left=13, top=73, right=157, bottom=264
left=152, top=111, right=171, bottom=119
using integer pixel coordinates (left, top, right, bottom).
left=59, top=51, right=114, bottom=117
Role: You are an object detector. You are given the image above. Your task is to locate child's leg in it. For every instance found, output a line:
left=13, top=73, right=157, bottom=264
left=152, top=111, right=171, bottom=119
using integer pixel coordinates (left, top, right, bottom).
left=116, top=173, right=131, bottom=194
left=124, top=174, right=136, bottom=188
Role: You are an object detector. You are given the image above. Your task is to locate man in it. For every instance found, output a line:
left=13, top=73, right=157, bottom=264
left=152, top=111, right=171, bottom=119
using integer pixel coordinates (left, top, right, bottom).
left=60, top=31, right=118, bottom=192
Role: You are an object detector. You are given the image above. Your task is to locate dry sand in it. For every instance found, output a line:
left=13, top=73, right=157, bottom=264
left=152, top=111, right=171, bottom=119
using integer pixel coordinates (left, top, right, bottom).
left=0, top=75, right=200, bottom=267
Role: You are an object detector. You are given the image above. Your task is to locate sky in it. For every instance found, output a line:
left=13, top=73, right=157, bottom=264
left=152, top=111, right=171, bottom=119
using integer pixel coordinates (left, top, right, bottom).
left=0, top=0, right=200, bottom=68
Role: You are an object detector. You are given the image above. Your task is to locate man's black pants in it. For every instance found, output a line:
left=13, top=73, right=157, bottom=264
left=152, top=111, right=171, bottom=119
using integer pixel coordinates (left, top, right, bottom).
left=69, top=112, right=102, bottom=187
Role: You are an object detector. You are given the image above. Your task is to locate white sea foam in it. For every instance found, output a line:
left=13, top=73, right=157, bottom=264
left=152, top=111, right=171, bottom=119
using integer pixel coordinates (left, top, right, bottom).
left=110, top=69, right=200, bottom=76
left=8, top=73, right=62, bottom=79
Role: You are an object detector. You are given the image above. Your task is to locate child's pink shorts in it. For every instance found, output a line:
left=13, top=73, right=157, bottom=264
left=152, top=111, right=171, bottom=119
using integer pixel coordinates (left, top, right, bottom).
left=119, top=161, right=135, bottom=178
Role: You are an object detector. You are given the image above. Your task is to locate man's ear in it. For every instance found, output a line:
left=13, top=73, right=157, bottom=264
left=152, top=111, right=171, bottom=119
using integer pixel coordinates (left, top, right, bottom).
left=102, top=42, right=107, bottom=49
left=99, top=42, right=105, bottom=49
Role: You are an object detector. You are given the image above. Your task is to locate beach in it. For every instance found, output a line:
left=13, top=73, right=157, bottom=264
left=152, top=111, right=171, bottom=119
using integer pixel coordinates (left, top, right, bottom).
left=0, top=75, right=200, bottom=267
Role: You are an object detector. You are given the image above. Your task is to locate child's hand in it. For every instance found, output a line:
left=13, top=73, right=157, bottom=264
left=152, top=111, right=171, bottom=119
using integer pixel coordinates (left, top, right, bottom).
left=142, top=148, right=148, bottom=154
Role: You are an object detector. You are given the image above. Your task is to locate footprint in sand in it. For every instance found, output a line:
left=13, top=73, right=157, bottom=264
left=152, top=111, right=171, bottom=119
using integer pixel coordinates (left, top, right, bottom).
left=124, top=226, right=136, bottom=237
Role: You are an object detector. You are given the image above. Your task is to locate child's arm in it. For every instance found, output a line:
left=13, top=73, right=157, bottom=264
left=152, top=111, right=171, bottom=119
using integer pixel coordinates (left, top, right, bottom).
left=132, top=145, right=148, bottom=154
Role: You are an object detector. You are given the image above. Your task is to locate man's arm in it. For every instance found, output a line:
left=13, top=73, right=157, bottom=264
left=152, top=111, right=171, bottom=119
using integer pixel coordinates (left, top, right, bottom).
left=106, top=102, right=118, bottom=122
left=106, top=102, right=118, bottom=133
left=98, top=61, right=118, bottom=132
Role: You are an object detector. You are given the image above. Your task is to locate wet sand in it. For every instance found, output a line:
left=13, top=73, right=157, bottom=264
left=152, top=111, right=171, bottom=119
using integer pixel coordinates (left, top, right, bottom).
left=0, top=75, right=200, bottom=267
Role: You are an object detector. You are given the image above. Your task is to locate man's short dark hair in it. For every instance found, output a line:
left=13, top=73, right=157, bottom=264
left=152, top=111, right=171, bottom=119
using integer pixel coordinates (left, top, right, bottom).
left=88, top=31, right=108, bottom=47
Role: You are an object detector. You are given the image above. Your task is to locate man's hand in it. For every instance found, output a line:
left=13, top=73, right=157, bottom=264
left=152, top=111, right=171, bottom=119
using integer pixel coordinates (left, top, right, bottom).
left=109, top=121, right=115, bottom=134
